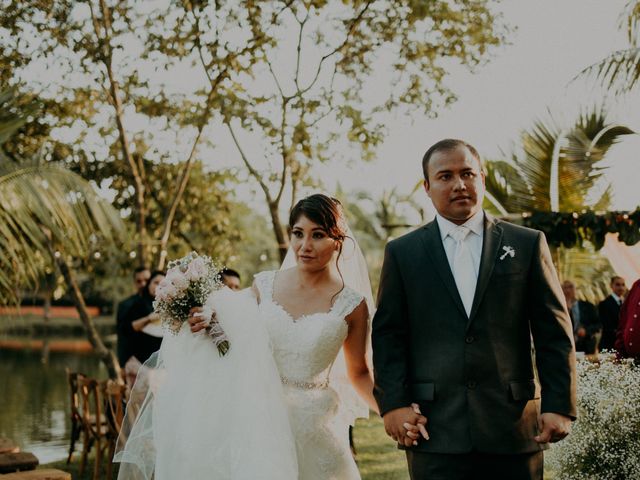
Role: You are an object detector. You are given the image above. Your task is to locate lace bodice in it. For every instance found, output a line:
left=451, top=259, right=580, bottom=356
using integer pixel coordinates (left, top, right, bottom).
left=254, top=270, right=364, bottom=385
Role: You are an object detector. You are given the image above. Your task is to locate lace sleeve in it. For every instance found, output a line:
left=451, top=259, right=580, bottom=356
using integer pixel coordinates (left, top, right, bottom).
left=334, top=287, right=365, bottom=321
left=252, top=270, right=275, bottom=304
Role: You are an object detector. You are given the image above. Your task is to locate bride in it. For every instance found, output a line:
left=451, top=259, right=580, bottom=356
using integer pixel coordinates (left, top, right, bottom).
left=115, top=194, right=379, bottom=479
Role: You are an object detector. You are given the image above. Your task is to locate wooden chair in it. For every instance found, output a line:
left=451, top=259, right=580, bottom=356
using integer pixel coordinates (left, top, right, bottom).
left=102, top=380, right=127, bottom=480
left=77, top=376, right=111, bottom=480
left=64, top=370, right=84, bottom=466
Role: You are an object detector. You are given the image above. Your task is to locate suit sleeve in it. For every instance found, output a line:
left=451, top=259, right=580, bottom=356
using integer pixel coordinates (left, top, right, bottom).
left=597, top=300, right=607, bottom=327
left=372, top=242, right=412, bottom=416
left=117, top=298, right=136, bottom=336
left=582, top=302, right=601, bottom=336
left=527, top=232, right=577, bottom=419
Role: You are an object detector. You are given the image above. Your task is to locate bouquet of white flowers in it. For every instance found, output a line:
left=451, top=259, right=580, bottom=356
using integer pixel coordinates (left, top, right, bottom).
left=154, top=252, right=230, bottom=356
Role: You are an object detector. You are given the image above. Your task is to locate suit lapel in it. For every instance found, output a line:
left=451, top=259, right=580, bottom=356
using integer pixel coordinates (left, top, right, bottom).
left=467, top=214, right=503, bottom=329
left=420, top=221, right=468, bottom=319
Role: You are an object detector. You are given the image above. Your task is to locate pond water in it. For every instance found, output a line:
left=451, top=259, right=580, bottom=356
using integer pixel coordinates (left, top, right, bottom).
left=0, top=348, right=106, bottom=463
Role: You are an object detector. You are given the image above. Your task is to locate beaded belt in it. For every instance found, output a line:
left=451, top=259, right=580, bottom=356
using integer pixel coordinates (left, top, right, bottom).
left=280, top=376, right=329, bottom=390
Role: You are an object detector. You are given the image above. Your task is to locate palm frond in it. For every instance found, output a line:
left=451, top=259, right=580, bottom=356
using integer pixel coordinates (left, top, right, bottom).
left=487, top=109, right=634, bottom=217
left=515, top=119, right=561, bottom=211
left=621, top=0, right=640, bottom=47
left=558, top=110, right=634, bottom=211
left=0, top=160, right=124, bottom=303
left=0, top=88, right=36, bottom=146
left=483, top=159, right=533, bottom=214
left=577, top=46, right=640, bottom=94
left=591, top=184, right=613, bottom=212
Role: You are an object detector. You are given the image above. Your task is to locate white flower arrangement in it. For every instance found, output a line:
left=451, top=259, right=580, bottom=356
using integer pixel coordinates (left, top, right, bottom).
left=154, top=251, right=230, bottom=355
left=546, top=354, right=640, bottom=480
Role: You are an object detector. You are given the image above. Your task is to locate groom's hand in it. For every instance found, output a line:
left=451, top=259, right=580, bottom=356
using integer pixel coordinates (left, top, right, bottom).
left=383, top=405, right=428, bottom=447
left=534, top=412, right=572, bottom=443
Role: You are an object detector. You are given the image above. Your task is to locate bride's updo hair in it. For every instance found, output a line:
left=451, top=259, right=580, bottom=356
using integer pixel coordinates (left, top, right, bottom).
left=288, top=194, right=347, bottom=244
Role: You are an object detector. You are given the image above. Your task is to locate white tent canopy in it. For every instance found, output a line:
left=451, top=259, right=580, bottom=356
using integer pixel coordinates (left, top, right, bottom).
left=601, top=233, right=640, bottom=286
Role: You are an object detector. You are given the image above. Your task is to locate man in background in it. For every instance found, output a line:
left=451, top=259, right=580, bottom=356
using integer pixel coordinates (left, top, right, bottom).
left=116, top=266, right=150, bottom=367
left=562, top=280, right=601, bottom=354
left=598, top=276, right=626, bottom=352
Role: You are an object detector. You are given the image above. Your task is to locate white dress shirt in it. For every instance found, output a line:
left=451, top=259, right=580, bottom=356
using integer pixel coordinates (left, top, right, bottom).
left=436, top=211, right=485, bottom=285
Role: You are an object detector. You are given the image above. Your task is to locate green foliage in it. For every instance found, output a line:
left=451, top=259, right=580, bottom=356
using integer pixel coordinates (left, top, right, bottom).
left=521, top=209, right=640, bottom=251
left=0, top=0, right=509, bottom=261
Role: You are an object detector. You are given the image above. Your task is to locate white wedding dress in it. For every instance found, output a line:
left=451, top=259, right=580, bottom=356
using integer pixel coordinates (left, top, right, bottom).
left=115, top=288, right=298, bottom=480
left=116, top=272, right=368, bottom=480
left=254, top=270, right=366, bottom=480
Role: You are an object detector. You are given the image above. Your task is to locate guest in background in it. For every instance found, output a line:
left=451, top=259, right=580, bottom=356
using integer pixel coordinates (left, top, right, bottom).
left=562, top=280, right=601, bottom=354
left=598, top=276, right=626, bottom=352
left=119, top=270, right=165, bottom=367
left=116, top=266, right=150, bottom=367
left=220, top=267, right=241, bottom=290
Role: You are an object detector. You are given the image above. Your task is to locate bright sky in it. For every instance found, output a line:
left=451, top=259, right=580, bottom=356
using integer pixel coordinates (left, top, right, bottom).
left=333, top=0, right=639, bottom=214
left=211, top=0, right=639, bottom=217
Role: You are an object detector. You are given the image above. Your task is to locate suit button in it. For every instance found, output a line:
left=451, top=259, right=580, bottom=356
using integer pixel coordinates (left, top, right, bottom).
left=465, top=336, right=475, bottom=344
left=467, top=381, right=477, bottom=389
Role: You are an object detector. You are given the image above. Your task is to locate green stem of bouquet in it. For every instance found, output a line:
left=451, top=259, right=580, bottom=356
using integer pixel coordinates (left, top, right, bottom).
left=218, top=340, right=230, bottom=357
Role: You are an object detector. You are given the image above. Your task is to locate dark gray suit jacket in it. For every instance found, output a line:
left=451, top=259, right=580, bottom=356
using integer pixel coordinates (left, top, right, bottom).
left=372, top=213, right=577, bottom=454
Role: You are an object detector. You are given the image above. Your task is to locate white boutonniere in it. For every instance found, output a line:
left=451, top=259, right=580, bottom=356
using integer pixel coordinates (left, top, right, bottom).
left=500, top=245, right=515, bottom=260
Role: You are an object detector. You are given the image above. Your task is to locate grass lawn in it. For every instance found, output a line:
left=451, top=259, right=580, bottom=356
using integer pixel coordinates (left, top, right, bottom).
left=44, top=414, right=554, bottom=479
left=355, top=414, right=410, bottom=480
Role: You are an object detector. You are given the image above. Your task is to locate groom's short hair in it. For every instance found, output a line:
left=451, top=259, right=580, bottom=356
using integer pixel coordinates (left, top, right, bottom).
left=422, top=139, right=482, bottom=181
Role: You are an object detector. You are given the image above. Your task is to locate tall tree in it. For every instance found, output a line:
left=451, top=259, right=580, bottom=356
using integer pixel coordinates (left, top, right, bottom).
left=0, top=0, right=509, bottom=262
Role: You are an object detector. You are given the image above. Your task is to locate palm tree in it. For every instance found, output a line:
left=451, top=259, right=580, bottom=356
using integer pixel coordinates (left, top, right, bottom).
left=484, top=109, right=634, bottom=299
left=578, top=1, right=640, bottom=94
left=1, top=88, right=125, bottom=377
left=484, top=110, right=633, bottom=214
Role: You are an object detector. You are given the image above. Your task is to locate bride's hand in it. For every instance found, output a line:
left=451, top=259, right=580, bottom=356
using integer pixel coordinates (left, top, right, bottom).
left=188, top=307, right=211, bottom=333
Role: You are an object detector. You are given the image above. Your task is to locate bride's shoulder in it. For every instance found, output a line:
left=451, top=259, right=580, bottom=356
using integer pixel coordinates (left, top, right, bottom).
left=336, top=285, right=366, bottom=319
left=253, top=269, right=277, bottom=280
left=251, top=270, right=277, bottom=303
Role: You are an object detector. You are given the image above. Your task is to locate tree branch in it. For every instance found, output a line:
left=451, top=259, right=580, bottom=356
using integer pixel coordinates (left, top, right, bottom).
left=91, top=0, right=148, bottom=263
left=156, top=125, right=205, bottom=269
left=275, top=98, right=289, bottom=205
left=294, top=10, right=310, bottom=91
left=299, top=0, right=374, bottom=95
left=226, top=121, right=273, bottom=203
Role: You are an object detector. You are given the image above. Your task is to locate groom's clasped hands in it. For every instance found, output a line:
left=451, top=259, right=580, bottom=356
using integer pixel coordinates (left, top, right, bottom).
left=384, top=403, right=429, bottom=447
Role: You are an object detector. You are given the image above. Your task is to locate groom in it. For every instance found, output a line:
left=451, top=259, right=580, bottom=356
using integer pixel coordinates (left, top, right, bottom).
left=372, top=139, right=576, bottom=479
